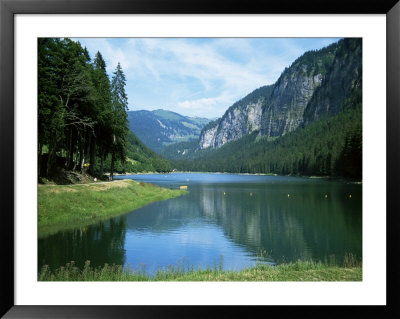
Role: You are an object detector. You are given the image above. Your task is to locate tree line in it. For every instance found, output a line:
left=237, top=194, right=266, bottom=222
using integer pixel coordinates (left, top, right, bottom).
left=170, top=104, right=362, bottom=180
left=38, top=38, right=129, bottom=180
left=99, top=130, right=172, bottom=174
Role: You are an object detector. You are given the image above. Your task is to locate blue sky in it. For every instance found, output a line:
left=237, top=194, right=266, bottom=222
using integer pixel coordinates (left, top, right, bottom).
left=74, top=38, right=341, bottom=119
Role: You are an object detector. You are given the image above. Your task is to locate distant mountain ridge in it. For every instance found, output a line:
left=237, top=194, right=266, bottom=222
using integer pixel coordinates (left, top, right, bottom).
left=197, top=39, right=361, bottom=150
left=161, top=38, right=362, bottom=180
left=127, top=109, right=212, bottom=153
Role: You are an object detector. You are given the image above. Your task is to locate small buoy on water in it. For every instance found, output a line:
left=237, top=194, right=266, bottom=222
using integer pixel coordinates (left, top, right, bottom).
left=223, top=192, right=226, bottom=195
left=288, top=194, right=290, bottom=198
left=325, top=194, right=328, bottom=198
left=186, top=178, right=189, bottom=182
left=349, top=194, right=352, bottom=198
left=250, top=193, right=253, bottom=196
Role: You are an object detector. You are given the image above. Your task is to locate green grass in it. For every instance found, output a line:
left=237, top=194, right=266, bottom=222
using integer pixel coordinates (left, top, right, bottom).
left=38, top=179, right=187, bottom=237
left=38, top=258, right=362, bottom=281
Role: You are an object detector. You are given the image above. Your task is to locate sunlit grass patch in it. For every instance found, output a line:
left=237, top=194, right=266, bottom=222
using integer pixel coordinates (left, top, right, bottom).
left=38, top=179, right=187, bottom=237
left=39, top=256, right=362, bottom=282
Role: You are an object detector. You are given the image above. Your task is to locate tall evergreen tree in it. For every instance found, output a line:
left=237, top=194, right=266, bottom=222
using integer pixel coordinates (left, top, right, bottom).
left=38, top=38, right=95, bottom=176
left=38, top=38, right=60, bottom=177
left=109, top=62, right=129, bottom=180
left=91, top=51, right=113, bottom=176
left=38, top=38, right=173, bottom=182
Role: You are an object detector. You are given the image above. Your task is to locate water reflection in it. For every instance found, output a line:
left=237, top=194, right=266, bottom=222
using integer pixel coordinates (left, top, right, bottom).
left=193, top=182, right=362, bottom=263
left=38, top=216, right=127, bottom=271
left=38, top=173, right=362, bottom=273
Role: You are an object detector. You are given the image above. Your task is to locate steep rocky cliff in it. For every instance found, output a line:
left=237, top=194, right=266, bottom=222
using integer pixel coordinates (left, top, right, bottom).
left=199, top=85, right=273, bottom=149
left=303, top=38, right=362, bottom=124
left=198, top=39, right=361, bottom=150
left=259, top=42, right=340, bottom=137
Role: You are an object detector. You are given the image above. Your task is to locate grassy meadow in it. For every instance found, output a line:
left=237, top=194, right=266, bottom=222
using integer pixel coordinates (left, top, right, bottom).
left=39, top=257, right=362, bottom=282
left=38, top=179, right=187, bottom=237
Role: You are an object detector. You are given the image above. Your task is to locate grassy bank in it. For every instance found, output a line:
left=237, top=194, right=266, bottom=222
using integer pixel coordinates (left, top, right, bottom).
left=39, top=259, right=362, bottom=281
left=38, top=179, right=187, bottom=237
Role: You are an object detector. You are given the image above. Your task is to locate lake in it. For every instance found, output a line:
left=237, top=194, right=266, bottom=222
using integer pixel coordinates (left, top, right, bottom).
left=38, top=173, right=362, bottom=275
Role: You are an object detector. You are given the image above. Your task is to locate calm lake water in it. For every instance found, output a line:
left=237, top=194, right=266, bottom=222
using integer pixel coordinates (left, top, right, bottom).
left=38, top=173, right=362, bottom=275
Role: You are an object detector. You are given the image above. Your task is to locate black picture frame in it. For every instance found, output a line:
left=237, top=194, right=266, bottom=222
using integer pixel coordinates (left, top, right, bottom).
left=1, top=0, right=399, bottom=318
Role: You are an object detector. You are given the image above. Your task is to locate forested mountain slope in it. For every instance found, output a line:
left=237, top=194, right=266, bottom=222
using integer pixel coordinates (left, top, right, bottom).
left=173, top=106, right=361, bottom=179
left=127, top=109, right=212, bottom=153
left=197, top=39, right=361, bottom=151
left=97, top=130, right=172, bottom=174
left=164, top=38, right=362, bottom=179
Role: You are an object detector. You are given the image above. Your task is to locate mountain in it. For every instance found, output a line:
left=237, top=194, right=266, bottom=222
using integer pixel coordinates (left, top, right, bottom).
left=197, top=39, right=359, bottom=150
left=172, top=105, right=362, bottom=179
left=199, top=85, right=275, bottom=149
left=303, top=39, right=362, bottom=124
left=163, top=38, right=362, bottom=179
left=127, top=109, right=212, bottom=153
left=98, top=130, right=173, bottom=174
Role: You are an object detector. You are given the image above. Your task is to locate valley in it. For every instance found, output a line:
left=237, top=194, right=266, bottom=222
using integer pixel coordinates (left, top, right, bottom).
left=127, top=109, right=212, bottom=153
left=37, top=37, right=363, bottom=283
left=133, top=38, right=362, bottom=180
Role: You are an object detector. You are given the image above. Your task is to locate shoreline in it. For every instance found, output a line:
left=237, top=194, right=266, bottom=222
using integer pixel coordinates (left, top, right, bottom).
left=116, top=171, right=362, bottom=183
left=39, top=259, right=362, bottom=281
left=38, top=179, right=187, bottom=237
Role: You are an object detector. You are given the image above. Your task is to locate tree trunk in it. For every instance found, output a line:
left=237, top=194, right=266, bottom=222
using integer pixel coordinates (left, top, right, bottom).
left=89, top=136, right=96, bottom=176
left=38, top=143, right=43, bottom=178
left=72, top=145, right=78, bottom=171
left=46, top=135, right=56, bottom=177
left=66, top=129, right=73, bottom=169
left=84, top=132, right=91, bottom=175
left=79, top=134, right=85, bottom=173
left=100, top=151, right=105, bottom=177
left=110, top=152, right=115, bottom=181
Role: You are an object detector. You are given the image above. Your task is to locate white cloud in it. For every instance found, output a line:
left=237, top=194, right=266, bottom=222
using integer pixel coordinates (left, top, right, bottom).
left=75, top=37, right=338, bottom=118
left=177, top=96, right=225, bottom=110
left=174, top=92, right=238, bottom=118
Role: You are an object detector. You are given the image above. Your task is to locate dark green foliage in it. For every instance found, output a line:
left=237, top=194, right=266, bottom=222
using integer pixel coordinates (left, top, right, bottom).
left=196, top=41, right=340, bottom=146
left=172, top=106, right=361, bottom=179
left=226, top=85, right=275, bottom=114
left=335, top=120, right=362, bottom=180
left=97, top=131, right=172, bottom=173
left=38, top=38, right=96, bottom=177
left=160, top=139, right=200, bottom=161
left=125, top=131, right=172, bottom=172
left=38, top=38, right=173, bottom=181
left=170, top=38, right=362, bottom=180
left=259, top=42, right=340, bottom=137
left=284, top=41, right=339, bottom=77
left=303, top=38, right=362, bottom=123
left=201, top=118, right=221, bottom=133
left=127, top=110, right=212, bottom=153
left=109, top=62, right=129, bottom=179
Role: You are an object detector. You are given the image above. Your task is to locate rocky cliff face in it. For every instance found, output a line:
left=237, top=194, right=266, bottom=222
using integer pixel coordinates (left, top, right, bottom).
left=199, top=99, right=264, bottom=149
left=198, top=38, right=361, bottom=150
left=198, top=85, right=274, bottom=149
left=260, top=70, right=323, bottom=137
left=303, top=38, right=362, bottom=124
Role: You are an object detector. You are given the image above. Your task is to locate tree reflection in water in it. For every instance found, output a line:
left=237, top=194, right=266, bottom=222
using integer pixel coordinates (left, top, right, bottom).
left=38, top=216, right=127, bottom=271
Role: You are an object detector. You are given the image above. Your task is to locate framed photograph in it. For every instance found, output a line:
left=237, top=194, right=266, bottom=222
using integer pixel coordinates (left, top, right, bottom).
left=1, top=0, right=399, bottom=317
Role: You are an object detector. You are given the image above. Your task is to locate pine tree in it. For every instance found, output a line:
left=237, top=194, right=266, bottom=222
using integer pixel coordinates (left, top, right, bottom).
left=91, top=51, right=113, bottom=176
left=109, top=62, right=129, bottom=180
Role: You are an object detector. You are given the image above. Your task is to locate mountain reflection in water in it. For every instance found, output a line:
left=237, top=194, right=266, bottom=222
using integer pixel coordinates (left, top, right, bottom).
left=38, top=173, right=362, bottom=275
